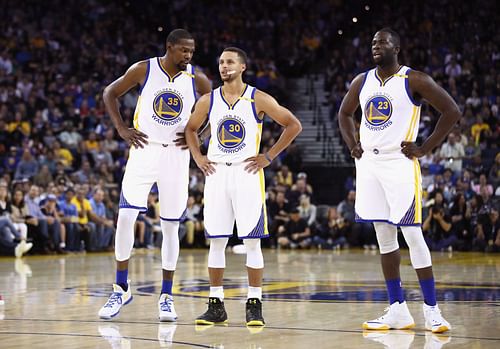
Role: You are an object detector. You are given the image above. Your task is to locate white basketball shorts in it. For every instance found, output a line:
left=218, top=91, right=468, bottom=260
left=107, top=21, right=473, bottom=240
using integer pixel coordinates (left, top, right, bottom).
left=354, top=150, right=422, bottom=226
left=119, top=142, right=190, bottom=221
left=203, top=163, right=268, bottom=239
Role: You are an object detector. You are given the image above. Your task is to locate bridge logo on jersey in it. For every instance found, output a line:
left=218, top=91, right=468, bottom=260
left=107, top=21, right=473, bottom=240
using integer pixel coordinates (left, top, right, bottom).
left=217, top=117, right=246, bottom=153
left=152, top=90, right=183, bottom=123
left=364, top=95, right=392, bottom=128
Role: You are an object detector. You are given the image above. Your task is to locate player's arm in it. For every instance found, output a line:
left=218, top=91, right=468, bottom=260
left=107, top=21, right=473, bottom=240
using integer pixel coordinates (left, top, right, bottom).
left=244, top=90, right=302, bottom=174
left=338, top=73, right=364, bottom=159
left=185, top=93, right=215, bottom=175
left=175, top=68, right=212, bottom=149
left=103, top=61, right=149, bottom=148
left=401, top=70, right=461, bottom=159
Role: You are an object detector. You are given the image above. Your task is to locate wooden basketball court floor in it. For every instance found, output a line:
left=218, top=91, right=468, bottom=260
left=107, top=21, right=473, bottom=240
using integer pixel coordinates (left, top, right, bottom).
left=0, top=248, right=499, bottom=348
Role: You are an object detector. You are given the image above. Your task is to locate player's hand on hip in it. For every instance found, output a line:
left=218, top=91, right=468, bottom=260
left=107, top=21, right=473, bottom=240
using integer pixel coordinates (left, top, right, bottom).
left=194, top=155, right=216, bottom=176
left=350, top=143, right=363, bottom=159
left=244, top=154, right=270, bottom=174
left=401, top=141, right=424, bottom=159
left=174, top=132, right=190, bottom=150
left=118, top=127, right=148, bottom=148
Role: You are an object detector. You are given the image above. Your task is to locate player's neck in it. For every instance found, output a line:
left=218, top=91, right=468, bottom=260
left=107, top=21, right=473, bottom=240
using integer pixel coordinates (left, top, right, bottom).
left=160, top=56, right=181, bottom=76
left=222, top=79, right=245, bottom=96
left=376, top=62, right=401, bottom=80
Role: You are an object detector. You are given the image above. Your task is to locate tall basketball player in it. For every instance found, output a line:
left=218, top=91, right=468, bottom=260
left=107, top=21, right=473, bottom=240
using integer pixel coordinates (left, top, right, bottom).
left=185, top=47, right=302, bottom=326
left=338, top=28, right=460, bottom=332
left=98, top=29, right=211, bottom=321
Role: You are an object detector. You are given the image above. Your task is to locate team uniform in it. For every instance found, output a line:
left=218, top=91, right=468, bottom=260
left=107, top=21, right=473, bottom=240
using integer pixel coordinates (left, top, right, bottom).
left=355, top=65, right=423, bottom=226
left=120, top=58, right=197, bottom=220
left=204, top=84, right=268, bottom=239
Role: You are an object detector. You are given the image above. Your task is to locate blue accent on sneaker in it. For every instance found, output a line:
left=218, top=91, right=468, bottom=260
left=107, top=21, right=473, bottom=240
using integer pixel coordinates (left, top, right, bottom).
left=419, top=277, right=437, bottom=306
left=116, top=270, right=128, bottom=290
left=162, top=280, right=173, bottom=295
left=386, top=278, right=404, bottom=304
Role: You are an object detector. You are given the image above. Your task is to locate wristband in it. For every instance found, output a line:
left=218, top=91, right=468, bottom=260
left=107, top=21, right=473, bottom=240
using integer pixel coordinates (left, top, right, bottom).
left=264, top=152, right=273, bottom=163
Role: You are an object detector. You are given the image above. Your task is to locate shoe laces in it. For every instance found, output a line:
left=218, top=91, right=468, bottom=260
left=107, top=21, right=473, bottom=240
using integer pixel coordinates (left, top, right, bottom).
left=103, top=292, right=122, bottom=308
left=427, top=306, right=443, bottom=324
left=160, top=297, right=173, bottom=312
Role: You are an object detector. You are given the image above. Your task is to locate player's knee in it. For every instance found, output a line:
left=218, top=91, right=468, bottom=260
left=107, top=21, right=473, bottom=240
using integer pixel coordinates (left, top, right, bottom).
left=208, top=238, right=228, bottom=268
left=401, top=226, right=432, bottom=268
left=373, top=222, right=398, bottom=254
left=244, top=239, right=264, bottom=269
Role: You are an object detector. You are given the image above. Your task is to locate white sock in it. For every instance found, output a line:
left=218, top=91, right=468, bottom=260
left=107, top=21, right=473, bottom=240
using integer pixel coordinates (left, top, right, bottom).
left=247, top=286, right=262, bottom=300
left=209, top=286, right=224, bottom=301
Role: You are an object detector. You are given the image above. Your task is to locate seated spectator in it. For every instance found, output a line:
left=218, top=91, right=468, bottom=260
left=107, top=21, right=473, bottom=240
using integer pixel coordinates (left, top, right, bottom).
left=277, top=208, right=311, bottom=249
left=297, top=194, right=317, bottom=228
left=449, top=192, right=472, bottom=251
left=182, top=195, right=204, bottom=248
left=89, top=188, right=114, bottom=251
left=58, top=188, right=82, bottom=251
left=14, top=149, right=39, bottom=180
left=312, top=206, right=347, bottom=249
left=40, top=194, right=66, bottom=254
left=71, top=185, right=96, bottom=251
left=267, top=191, right=290, bottom=247
left=276, top=165, right=293, bottom=188
left=423, top=203, right=456, bottom=252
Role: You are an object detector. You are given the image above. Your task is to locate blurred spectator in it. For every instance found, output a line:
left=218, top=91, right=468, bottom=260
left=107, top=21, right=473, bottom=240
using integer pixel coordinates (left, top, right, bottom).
left=14, top=149, right=39, bottom=180
left=312, top=206, right=347, bottom=249
left=277, top=208, right=311, bottom=249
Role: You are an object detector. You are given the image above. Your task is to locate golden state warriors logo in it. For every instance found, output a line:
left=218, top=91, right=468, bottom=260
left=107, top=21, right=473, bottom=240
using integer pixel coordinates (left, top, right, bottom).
left=217, top=118, right=246, bottom=150
left=365, top=96, right=392, bottom=126
left=153, top=91, right=183, bottom=121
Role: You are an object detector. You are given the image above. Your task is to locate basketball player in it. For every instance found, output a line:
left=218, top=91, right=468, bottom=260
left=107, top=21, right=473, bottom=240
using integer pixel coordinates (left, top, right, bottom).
left=98, top=29, right=211, bottom=321
left=185, top=47, right=302, bottom=326
left=338, top=28, right=460, bottom=333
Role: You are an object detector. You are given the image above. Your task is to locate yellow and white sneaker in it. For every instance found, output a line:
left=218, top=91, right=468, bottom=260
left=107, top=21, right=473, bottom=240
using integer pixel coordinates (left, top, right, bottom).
left=363, top=301, right=415, bottom=330
left=98, top=281, right=133, bottom=319
left=423, top=304, right=451, bottom=333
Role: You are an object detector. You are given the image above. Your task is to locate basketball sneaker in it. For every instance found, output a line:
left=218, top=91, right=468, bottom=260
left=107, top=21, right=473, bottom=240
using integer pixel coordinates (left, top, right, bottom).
left=98, top=281, right=133, bottom=319
left=363, top=330, right=415, bottom=349
left=158, top=294, right=177, bottom=322
left=362, top=301, right=415, bottom=330
left=423, top=304, right=451, bottom=333
left=246, top=298, right=265, bottom=326
left=195, top=297, right=228, bottom=325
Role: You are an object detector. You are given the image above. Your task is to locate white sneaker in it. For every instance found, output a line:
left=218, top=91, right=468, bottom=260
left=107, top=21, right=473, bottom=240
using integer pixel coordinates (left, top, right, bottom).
left=14, top=241, right=33, bottom=258
left=363, top=330, right=415, bottom=349
left=423, top=303, right=451, bottom=333
left=158, top=323, right=177, bottom=348
left=424, top=332, right=452, bottom=349
left=363, top=301, right=415, bottom=330
left=158, top=294, right=177, bottom=321
left=98, top=281, right=133, bottom=319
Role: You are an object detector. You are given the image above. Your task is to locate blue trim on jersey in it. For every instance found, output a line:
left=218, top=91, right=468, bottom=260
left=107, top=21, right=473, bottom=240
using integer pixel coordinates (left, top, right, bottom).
left=139, top=60, right=150, bottom=94
left=220, top=84, right=248, bottom=110
left=191, top=65, right=197, bottom=101
left=358, top=71, right=369, bottom=95
left=204, top=229, right=232, bottom=239
left=251, top=87, right=261, bottom=123
left=405, top=68, right=422, bottom=106
left=119, top=191, right=147, bottom=212
left=355, top=217, right=421, bottom=227
left=160, top=208, right=187, bottom=222
left=160, top=208, right=188, bottom=222
left=245, top=206, right=268, bottom=238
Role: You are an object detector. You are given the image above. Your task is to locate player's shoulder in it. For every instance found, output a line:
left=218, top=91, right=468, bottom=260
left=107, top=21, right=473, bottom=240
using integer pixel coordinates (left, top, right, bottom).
left=407, top=69, right=435, bottom=87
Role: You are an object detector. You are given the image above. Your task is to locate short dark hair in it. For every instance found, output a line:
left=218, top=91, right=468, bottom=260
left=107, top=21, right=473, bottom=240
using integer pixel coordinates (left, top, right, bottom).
left=166, top=29, right=193, bottom=45
left=223, top=47, right=248, bottom=65
left=377, top=27, right=400, bottom=47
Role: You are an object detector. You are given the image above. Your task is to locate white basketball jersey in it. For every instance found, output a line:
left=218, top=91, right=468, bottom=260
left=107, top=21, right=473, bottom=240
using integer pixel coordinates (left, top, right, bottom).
left=132, top=58, right=197, bottom=144
left=207, top=85, right=262, bottom=163
left=359, top=65, right=421, bottom=152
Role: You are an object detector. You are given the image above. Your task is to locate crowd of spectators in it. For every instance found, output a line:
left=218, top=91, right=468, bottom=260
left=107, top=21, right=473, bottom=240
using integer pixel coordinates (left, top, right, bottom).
left=0, top=0, right=498, bottom=256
